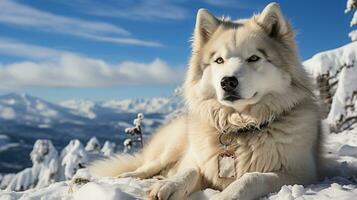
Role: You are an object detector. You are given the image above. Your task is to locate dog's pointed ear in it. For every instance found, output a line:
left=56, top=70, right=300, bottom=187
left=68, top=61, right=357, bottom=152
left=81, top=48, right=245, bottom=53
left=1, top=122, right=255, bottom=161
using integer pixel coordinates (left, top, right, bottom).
left=192, top=9, right=220, bottom=51
left=257, top=3, right=289, bottom=38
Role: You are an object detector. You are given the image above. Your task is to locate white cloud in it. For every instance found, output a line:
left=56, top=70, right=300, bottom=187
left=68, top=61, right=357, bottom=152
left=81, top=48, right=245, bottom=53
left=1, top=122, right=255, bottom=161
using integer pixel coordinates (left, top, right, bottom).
left=51, top=0, right=188, bottom=21
left=0, top=38, right=66, bottom=60
left=0, top=0, right=162, bottom=47
left=0, top=55, right=184, bottom=88
left=59, top=0, right=255, bottom=20
left=87, top=35, right=163, bottom=47
left=0, top=40, right=184, bottom=88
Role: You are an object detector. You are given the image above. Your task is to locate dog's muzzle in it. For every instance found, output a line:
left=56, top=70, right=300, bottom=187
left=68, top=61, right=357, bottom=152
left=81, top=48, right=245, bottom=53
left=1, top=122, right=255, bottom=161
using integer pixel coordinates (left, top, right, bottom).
left=221, top=76, right=240, bottom=101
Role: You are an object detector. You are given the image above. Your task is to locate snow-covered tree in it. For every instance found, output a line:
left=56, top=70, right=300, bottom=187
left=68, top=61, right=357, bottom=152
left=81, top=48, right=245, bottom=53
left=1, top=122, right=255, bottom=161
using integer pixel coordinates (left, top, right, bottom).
left=5, top=140, right=59, bottom=191
left=345, top=0, right=357, bottom=41
left=101, top=141, right=116, bottom=157
left=0, top=137, right=121, bottom=191
left=304, top=42, right=357, bottom=132
left=123, top=138, right=133, bottom=153
left=85, top=136, right=101, bottom=152
left=59, top=139, right=88, bottom=180
left=0, top=174, right=15, bottom=189
left=124, top=113, right=144, bottom=152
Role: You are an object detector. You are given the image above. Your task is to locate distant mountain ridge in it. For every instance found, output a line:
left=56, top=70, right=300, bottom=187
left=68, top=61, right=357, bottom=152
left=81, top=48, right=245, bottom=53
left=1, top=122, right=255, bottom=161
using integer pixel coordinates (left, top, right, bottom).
left=0, top=93, right=183, bottom=120
left=59, top=96, right=183, bottom=119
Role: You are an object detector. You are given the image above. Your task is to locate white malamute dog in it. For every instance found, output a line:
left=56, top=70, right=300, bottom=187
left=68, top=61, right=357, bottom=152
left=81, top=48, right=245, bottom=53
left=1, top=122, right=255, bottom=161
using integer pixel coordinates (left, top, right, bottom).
left=90, top=3, right=321, bottom=200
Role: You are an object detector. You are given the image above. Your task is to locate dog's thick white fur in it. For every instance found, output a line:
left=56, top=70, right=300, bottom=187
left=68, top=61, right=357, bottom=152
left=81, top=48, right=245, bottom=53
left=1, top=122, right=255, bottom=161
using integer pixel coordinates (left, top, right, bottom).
left=89, top=3, right=321, bottom=200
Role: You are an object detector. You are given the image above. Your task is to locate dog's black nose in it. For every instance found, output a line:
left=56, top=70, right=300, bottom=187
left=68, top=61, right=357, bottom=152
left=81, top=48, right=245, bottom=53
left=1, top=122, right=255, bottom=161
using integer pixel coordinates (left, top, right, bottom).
left=221, top=76, right=238, bottom=92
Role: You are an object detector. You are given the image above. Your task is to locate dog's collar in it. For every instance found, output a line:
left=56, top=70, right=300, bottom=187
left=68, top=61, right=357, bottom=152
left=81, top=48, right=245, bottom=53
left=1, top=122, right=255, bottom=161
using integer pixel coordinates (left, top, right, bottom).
left=218, top=120, right=272, bottom=147
left=233, top=120, right=270, bottom=135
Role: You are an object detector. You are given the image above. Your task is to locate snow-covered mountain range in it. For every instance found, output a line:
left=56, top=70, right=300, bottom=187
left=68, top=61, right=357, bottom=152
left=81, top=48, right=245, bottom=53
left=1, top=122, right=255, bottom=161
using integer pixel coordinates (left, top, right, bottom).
left=0, top=93, right=183, bottom=173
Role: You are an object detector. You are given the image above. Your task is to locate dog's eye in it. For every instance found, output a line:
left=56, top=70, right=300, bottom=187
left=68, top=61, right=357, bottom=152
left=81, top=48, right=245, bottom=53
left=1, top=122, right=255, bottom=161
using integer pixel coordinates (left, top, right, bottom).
left=246, top=55, right=260, bottom=63
left=214, top=57, right=224, bottom=64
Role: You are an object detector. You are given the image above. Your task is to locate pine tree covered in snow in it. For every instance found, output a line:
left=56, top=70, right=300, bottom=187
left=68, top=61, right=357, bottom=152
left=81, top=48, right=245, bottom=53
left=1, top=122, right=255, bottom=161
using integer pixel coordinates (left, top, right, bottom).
left=302, top=2, right=357, bottom=132
left=4, top=140, right=59, bottom=191
left=124, top=113, right=144, bottom=152
left=85, top=137, right=101, bottom=152
left=60, top=139, right=88, bottom=180
left=304, top=42, right=357, bottom=132
left=101, top=141, right=116, bottom=157
left=0, top=138, right=119, bottom=191
left=345, top=0, right=357, bottom=41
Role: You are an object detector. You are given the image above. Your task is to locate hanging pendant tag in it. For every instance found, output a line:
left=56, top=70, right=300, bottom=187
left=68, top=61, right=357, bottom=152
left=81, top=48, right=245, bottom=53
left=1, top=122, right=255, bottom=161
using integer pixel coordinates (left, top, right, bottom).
left=218, top=151, right=236, bottom=178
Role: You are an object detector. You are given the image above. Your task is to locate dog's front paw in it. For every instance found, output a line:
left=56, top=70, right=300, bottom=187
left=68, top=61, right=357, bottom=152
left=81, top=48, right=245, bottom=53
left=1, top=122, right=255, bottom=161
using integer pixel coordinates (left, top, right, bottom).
left=147, top=180, right=187, bottom=200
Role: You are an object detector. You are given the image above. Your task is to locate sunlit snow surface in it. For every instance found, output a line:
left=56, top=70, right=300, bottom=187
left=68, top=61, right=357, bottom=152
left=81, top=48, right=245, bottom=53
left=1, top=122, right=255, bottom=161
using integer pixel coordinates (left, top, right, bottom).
left=1, top=128, right=357, bottom=200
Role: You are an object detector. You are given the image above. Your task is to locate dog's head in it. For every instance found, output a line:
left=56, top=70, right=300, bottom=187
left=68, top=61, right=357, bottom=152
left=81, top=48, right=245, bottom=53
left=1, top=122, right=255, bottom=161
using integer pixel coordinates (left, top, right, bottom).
left=184, top=3, right=313, bottom=127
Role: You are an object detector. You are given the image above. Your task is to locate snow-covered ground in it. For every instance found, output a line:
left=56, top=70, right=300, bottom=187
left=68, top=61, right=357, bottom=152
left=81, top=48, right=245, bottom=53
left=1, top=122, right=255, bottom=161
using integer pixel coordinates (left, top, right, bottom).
left=1, top=128, right=357, bottom=200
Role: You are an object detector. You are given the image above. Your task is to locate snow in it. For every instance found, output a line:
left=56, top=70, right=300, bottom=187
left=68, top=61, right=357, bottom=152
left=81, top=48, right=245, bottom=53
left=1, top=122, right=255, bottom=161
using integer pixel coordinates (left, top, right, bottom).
left=303, top=41, right=357, bottom=131
left=349, top=30, right=357, bottom=41
left=2, top=171, right=357, bottom=200
left=84, top=137, right=101, bottom=152
left=59, top=99, right=96, bottom=119
left=0, top=137, right=119, bottom=193
left=4, top=140, right=59, bottom=191
left=60, top=97, right=178, bottom=115
left=101, top=97, right=183, bottom=114
left=338, top=144, right=357, bottom=157
left=0, top=137, right=357, bottom=200
left=303, top=42, right=357, bottom=77
left=351, top=8, right=357, bottom=27
left=0, top=134, right=356, bottom=198
left=0, top=175, right=195, bottom=200
left=345, top=0, right=357, bottom=41
left=345, top=0, right=357, bottom=13
left=0, top=98, right=16, bottom=105
left=0, top=174, right=15, bottom=190
left=1, top=127, right=357, bottom=199
left=0, top=106, right=15, bottom=120
left=35, top=101, right=58, bottom=117
left=0, top=93, right=68, bottom=124
left=73, top=182, right=136, bottom=200
left=123, top=113, right=145, bottom=152
left=268, top=181, right=357, bottom=200
left=60, top=140, right=88, bottom=180
left=327, top=65, right=357, bottom=127
left=101, top=141, right=116, bottom=157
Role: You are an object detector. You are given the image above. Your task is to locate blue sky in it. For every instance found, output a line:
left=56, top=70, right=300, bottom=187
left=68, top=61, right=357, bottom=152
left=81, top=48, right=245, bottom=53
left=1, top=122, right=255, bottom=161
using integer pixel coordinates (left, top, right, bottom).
left=0, top=0, right=353, bottom=102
